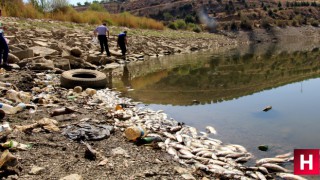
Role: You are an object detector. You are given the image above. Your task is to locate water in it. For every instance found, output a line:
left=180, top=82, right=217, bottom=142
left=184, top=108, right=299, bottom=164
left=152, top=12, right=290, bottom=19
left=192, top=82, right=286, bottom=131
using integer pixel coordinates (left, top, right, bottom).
left=108, top=42, right=320, bottom=159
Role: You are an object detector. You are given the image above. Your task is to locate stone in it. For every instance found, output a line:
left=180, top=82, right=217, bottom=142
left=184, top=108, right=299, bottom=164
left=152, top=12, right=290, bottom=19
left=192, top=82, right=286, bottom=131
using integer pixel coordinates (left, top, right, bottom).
left=258, top=145, right=269, bottom=151
left=11, top=49, right=34, bottom=60
left=174, top=166, right=189, bottom=174
left=86, top=54, right=101, bottom=65
left=70, top=47, right=82, bottom=57
left=29, top=46, right=58, bottom=56
left=109, top=50, right=122, bottom=57
left=29, top=58, right=55, bottom=70
left=34, top=41, right=48, bottom=47
left=111, top=147, right=128, bottom=157
left=29, top=166, right=45, bottom=175
left=53, top=58, right=71, bottom=70
left=8, top=53, right=20, bottom=63
left=59, top=174, right=83, bottom=180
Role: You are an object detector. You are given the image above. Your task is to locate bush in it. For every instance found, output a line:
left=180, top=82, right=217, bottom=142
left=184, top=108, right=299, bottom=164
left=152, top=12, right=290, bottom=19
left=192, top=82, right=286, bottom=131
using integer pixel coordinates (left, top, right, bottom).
left=193, top=25, right=201, bottom=33
left=175, top=19, right=187, bottom=29
left=168, top=22, right=177, bottom=30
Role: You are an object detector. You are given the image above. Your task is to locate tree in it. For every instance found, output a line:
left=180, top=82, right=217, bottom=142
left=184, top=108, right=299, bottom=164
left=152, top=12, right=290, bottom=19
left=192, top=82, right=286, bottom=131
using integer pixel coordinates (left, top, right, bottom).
left=29, top=0, right=69, bottom=12
left=184, top=14, right=195, bottom=23
left=89, top=2, right=105, bottom=11
left=77, top=2, right=81, bottom=6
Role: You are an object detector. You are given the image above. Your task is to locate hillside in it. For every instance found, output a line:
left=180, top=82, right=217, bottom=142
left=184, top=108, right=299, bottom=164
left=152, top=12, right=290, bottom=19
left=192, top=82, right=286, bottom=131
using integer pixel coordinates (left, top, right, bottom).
left=75, top=0, right=320, bottom=31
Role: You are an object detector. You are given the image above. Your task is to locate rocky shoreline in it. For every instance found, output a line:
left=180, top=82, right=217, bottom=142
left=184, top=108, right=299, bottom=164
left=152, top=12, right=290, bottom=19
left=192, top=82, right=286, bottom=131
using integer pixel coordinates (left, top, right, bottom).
left=0, top=17, right=318, bottom=179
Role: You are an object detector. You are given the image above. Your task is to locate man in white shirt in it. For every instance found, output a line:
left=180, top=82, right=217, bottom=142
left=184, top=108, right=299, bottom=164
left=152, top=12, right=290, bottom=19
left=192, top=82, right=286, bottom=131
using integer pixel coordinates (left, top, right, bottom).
left=94, top=23, right=111, bottom=56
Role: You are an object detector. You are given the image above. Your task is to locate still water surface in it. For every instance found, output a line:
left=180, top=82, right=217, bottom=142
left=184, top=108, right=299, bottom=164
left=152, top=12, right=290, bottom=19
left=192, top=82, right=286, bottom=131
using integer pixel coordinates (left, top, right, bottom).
left=109, top=42, right=320, bottom=159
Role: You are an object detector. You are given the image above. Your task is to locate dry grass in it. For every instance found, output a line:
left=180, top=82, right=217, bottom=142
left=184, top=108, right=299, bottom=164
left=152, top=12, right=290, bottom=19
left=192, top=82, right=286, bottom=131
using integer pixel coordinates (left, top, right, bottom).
left=0, top=0, right=164, bottom=30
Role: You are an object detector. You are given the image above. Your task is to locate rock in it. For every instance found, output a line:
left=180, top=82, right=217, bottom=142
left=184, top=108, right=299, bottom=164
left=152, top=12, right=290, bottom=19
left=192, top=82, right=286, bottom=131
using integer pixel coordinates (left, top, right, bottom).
left=29, top=165, right=45, bottom=175
left=70, top=47, right=82, bottom=57
left=59, top=174, right=83, bottom=180
left=53, top=58, right=71, bottom=70
left=86, top=54, right=101, bottom=65
left=263, top=106, right=272, bottom=112
left=34, top=41, right=48, bottom=47
left=258, top=145, right=269, bottom=151
left=8, top=53, right=20, bottom=63
left=111, top=147, right=128, bottom=157
left=11, top=49, right=34, bottom=60
left=109, top=50, right=122, bottom=57
left=99, top=56, right=115, bottom=65
left=29, top=58, right=55, bottom=70
left=29, top=46, right=58, bottom=56
left=174, top=166, right=189, bottom=174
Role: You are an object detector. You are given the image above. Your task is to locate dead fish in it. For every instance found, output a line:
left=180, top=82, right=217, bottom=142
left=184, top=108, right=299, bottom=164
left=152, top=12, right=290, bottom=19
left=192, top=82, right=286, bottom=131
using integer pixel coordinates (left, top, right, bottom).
left=203, top=139, right=220, bottom=147
left=263, top=106, right=272, bottom=112
left=208, top=159, right=227, bottom=166
left=170, top=143, right=190, bottom=151
left=179, top=149, right=194, bottom=157
left=246, top=171, right=258, bottom=179
left=226, top=152, right=247, bottom=159
left=261, top=163, right=288, bottom=172
left=235, top=156, right=252, bottom=163
left=178, top=153, right=194, bottom=159
left=195, top=163, right=209, bottom=171
left=201, top=152, right=214, bottom=158
left=191, top=148, right=209, bottom=154
left=167, top=147, right=178, bottom=157
left=229, top=144, right=247, bottom=153
left=170, top=126, right=182, bottom=133
left=206, top=126, right=217, bottom=134
left=207, top=164, right=226, bottom=171
left=216, top=150, right=234, bottom=157
left=162, top=132, right=176, bottom=140
left=255, top=171, right=267, bottom=180
left=258, top=166, right=269, bottom=174
left=277, top=173, right=307, bottom=180
left=256, top=157, right=288, bottom=165
left=188, top=126, right=198, bottom=137
left=191, top=141, right=207, bottom=148
left=164, top=138, right=171, bottom=145
left=175, top=133, right=183, bottom=143
left=275, top=152, right=292, bottom=159
left=193, top=156, right=210, bottom=164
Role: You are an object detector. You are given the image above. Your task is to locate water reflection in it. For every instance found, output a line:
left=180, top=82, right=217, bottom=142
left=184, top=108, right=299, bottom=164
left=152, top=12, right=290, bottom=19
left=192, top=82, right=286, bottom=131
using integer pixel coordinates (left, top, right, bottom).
left=114, top=43, right=320, bottom=106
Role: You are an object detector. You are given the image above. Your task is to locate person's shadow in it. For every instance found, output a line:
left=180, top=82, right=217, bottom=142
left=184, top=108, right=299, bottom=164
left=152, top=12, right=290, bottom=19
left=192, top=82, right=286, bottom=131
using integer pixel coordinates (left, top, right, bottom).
left=121, top=63, right=131, bottom=88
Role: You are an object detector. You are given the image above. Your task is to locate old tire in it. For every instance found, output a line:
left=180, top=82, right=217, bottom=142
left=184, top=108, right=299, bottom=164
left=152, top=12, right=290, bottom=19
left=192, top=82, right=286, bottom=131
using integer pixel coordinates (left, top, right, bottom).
left=60, top=69, right=107, bottom=89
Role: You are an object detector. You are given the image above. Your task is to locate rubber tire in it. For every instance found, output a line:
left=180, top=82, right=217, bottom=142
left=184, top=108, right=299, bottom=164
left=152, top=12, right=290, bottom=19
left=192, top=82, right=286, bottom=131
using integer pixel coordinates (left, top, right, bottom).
left=60, top=69, right=107, bottom=89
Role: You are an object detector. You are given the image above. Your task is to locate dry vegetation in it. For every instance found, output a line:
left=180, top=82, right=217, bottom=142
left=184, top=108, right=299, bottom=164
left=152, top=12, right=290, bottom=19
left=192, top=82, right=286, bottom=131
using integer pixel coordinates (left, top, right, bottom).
left=0, top=0, right=164, bottom=30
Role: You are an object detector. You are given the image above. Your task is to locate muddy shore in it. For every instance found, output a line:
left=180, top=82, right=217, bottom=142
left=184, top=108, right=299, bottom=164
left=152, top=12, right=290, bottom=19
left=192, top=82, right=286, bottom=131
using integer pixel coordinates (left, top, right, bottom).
left=0, top=17, right=319, bottom=179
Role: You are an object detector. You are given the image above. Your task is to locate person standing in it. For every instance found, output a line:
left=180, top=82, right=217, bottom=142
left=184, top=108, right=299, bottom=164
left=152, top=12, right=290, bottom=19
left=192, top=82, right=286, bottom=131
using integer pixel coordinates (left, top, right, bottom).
left=94, top=23, right=111, bottom=56
left=117, top=31, right=128, bottom=59
left=0, top=9, right=10, bottom=68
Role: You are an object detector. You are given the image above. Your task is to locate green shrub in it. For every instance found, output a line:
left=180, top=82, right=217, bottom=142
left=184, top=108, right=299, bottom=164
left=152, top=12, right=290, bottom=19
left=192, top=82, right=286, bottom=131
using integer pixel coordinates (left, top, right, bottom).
left=193, top=25, right=201, bottom=33
left=175, top=19, right=187, bottom=29
left=168, top=22, right=177, bottom=30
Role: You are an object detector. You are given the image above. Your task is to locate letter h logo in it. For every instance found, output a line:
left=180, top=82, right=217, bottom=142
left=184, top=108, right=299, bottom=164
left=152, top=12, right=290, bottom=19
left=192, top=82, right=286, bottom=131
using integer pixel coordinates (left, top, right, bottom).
left=294, top=149, right=320, bottom=175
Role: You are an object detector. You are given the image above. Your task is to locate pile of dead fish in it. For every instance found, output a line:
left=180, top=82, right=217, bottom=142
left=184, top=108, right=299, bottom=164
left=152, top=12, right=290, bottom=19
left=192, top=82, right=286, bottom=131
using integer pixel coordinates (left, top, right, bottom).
left=88, top=88, right=306, bottom=180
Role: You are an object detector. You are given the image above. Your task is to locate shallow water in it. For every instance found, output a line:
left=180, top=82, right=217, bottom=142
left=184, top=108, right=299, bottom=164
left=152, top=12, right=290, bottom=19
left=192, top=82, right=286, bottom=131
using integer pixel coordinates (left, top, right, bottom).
left=109, top=42, right=320, bottom=159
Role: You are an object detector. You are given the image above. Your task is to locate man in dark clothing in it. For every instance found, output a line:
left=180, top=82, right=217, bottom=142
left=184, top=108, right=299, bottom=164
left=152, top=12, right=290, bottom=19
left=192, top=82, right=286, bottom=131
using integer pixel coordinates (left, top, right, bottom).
left=94, top=23, right=111, bottom=56
left=0, top=9, right=10, bottom=69
left=117, top=31, right=128, bottom=58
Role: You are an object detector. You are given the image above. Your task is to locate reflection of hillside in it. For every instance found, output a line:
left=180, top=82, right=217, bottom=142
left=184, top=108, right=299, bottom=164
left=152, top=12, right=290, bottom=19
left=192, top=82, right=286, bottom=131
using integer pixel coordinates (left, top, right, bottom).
left=117, top=44, right=320, bottom=105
